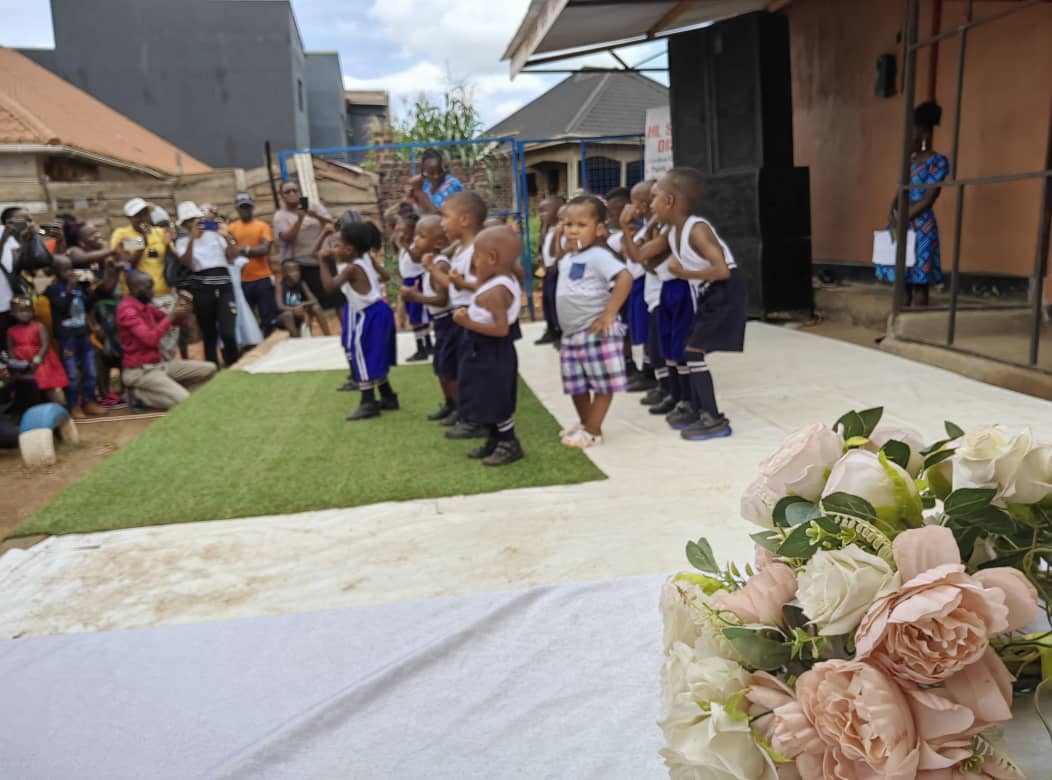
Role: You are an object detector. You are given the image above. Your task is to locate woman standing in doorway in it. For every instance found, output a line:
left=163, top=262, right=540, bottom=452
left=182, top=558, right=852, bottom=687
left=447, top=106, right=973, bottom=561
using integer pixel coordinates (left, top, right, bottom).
left=876, top=101, right=949, bottom=306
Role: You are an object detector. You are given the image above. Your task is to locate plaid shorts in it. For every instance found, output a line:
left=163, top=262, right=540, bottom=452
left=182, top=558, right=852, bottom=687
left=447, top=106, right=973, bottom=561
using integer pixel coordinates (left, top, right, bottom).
left=560, top=328, right=628, bottom=395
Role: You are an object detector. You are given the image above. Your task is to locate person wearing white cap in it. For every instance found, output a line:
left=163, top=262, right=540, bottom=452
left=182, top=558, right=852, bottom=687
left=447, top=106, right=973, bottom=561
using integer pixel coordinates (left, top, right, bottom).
left=174, top=201, right=241, bottom=367
left=110, top=197, right=181, bottom=360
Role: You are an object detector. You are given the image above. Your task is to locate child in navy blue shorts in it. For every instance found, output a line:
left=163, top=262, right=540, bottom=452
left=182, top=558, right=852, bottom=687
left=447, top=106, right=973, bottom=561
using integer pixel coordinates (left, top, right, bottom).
left=399, top=215, right=455, bottom=420
left=429, top=191, right=488, bottom=440
left=452, top=225, right=524, bottom=466
left=644, top=167, right=747, bottom=440
left=556, top=195, right=633, bottom=449
left=319, top=220, right=399, bottom=421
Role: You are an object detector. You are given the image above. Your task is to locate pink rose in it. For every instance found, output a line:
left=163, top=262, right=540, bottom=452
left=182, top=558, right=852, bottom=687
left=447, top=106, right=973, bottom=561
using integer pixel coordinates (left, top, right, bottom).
left=714, top=563, right=797, bottom=626
left=795, top=660, right=920, bottom=779
left=855, top=526, right=1037, bottom=685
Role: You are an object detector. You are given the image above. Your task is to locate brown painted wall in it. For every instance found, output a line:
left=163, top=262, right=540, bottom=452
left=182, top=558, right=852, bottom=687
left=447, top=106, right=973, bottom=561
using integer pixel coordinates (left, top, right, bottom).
left=785, top=0, right=1050, bottom=280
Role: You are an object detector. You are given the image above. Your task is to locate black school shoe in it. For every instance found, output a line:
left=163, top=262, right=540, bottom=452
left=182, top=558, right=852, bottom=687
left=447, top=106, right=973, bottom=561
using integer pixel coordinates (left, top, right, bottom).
left=483, top=438, right=524, bottom=466
left=439, top=409, right=459, bottom=426
left=640, top=387, right=665, bottom=406
left=445, top=420, right=488, bottom=440
left=626, top=373, right=658, bottom=393
left=346, top=400, right=380, bottom=421
left=666, top=402, right=699, bottom=430
left=379, top=394, right=400, bottom=411
left=337, top=378, right=358, bottom=391
left=405, top=349, right=429, bottom=363
left=681, top=412, right=733, bottom=441
left=534, top=329, right=556, bottom=345
left=468, top=439, right=498, bottom=459
left=428, top=401, right=455, bottom=421
left=649, top=395, right=678, bottom=415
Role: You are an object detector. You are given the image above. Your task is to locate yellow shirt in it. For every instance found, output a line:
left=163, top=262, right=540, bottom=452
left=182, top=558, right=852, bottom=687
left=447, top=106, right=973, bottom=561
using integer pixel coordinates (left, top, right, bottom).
left=111, top=225, right=171, bottom=295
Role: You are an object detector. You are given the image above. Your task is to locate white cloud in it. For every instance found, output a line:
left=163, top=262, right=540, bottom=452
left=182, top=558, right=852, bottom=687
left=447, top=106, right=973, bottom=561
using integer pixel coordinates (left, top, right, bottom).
left=343, top=61, right=447, bottom=96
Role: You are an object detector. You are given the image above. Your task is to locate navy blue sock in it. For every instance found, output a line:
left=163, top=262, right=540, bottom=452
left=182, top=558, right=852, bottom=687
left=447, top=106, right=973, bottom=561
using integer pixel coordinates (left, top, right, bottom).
left=687, top=358, right=719, bottom=417
left=677, top=365, right=693, bottom=409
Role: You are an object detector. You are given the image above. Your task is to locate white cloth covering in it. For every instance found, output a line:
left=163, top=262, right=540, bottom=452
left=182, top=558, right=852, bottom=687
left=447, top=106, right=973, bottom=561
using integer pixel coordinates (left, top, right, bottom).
left=0, top=574, right=666, bottom=779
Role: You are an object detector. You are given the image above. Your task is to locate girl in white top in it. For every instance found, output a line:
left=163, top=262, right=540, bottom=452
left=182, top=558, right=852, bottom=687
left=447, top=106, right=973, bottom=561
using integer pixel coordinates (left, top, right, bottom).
left=394, top=214, right=432, bottom=361
left=451, top=225, right=525, bottom=467
left=554, top=195, right=633, bottom=449
left=319, top=220, right=399, bottom=421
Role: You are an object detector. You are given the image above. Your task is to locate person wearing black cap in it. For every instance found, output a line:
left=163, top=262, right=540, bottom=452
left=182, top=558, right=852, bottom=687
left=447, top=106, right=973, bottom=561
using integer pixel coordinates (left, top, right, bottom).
left=229, top=192, right=276, bottom=336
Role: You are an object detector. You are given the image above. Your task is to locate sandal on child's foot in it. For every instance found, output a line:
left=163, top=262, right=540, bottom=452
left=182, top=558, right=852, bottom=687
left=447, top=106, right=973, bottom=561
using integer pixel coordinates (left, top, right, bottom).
left=558, top=422, right=582, bottom=438
left=346, top=401, right=381, bottom=421
left=562, top=429, right=603, bottom=448
left=482, top=438, right=524, bottom=466
left=468, top=440, right=498, bottom=459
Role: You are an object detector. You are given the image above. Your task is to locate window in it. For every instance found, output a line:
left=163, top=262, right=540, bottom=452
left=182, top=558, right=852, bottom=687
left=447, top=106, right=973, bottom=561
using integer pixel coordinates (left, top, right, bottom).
left=297, top=79, right=304, bottom=112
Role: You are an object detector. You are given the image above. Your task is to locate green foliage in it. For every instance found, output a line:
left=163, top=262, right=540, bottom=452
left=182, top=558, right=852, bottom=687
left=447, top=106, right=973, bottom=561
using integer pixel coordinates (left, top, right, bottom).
left=835, top=406, right=884, bottom=439
left=376, top=82, right=484, bottom=165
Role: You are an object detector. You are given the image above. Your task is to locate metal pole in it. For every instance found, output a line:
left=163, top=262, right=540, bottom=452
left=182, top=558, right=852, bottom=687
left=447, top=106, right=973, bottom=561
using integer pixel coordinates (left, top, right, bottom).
left=946, top=0, right=971, bottom=345
left=1029, top=101, right=1052, bottom=366
left=893, top=0, right=920, bottom=317
left=519, top=141, right=536, bottom=319
left=579, top=139, right=588, bottom=194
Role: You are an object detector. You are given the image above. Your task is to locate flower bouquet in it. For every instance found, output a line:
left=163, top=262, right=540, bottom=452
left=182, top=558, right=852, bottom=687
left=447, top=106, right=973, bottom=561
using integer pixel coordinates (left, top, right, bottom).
left=660, top=408, right=1051, bottom=779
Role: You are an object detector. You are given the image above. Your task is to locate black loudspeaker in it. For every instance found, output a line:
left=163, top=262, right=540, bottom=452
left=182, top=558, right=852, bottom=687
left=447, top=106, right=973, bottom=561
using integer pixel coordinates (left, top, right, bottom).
left=668, top=12, right=812, bottom=317
left=875, top=53, right=897, bottom=98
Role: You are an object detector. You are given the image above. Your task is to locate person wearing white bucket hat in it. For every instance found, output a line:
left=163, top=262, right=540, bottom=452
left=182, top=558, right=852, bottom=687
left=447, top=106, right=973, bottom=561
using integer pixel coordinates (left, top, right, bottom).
left=110, top=196, right=180, bottom=360
left=174, top=201, right=241, bottom=367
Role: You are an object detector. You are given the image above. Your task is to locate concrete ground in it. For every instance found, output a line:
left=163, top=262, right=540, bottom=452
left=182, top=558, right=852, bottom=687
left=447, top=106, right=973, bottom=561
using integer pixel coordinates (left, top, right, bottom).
left=1, top=321, right=1050, bottom=640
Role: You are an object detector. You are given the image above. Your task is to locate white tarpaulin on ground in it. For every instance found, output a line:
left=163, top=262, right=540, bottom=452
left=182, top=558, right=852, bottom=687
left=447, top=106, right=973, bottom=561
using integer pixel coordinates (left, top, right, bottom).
left=0, top=575, right=667, bottom=780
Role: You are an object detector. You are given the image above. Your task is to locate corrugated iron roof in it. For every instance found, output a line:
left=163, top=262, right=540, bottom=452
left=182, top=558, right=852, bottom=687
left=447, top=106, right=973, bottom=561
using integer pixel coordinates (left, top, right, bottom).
left=0, top=46, right=210, bottom=176
left=485, top=70, right=667, bottom=140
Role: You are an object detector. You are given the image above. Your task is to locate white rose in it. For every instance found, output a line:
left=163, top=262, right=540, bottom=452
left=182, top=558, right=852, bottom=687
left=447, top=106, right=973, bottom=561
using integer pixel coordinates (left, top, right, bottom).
left=795, top=544, right=897, bottom=636
left=952, top=426, right=1032, bottom=498
left=660, top=642, right=751, bottom=733
left=1003, top=443, right=1052, bottom=506
left=821, top=449, right=922, bottom=527
left=740, top=423, right=844, bottom=527
left=661, top=705, right=778, bottom=780
left=660, top=576, right=739, bottom=661
left=869, top=426, right=926, bottom=477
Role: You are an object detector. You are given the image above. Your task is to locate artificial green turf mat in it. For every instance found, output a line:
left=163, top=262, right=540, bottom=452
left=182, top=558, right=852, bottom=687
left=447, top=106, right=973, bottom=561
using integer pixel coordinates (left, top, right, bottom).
left=13, top=367, right=605, bottom=537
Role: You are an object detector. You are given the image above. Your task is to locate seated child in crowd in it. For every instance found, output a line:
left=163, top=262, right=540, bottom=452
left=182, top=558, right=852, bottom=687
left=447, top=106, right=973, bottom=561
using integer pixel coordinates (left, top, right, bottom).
left=534, top=196, right=566, bottom=347
left=5, top=294, right=68, bottom=405
left=556, top=195, right=633, bottom=448
left=275, top=258, right=329, bottom=337
left=399, top=215, right=455, bottom=421
left=44, top=256, right=103, bottom=417
left=429, top=191, right=487, bottom=440
left=319, top=220, right=398, bottom=421
left=395, top=213, right=433, bottom=362
left=452, top=225, right=524, bottom=466
left=629, top=167, right=747, bottom=441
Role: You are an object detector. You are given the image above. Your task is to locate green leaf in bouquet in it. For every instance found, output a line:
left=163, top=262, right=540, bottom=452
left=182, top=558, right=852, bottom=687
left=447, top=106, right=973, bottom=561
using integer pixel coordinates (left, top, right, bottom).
left=952, top=525, right=981, bottom=562
left=835, top=410, right=865, bottom=440
left=881, top=439, right=911, bottom=471
left=782, top=603, right=809, bottom=631
left=858, top=407, right=884, bottom=437
left=945, top=420, right=965, bottom=439
left=722, top=689, right=751, bottom=722
left=785, top=501, right=822, bottom=527
left=686, top=538, right=719, bottom=573
left=1006, top=503, right=1044, bottom=529
left=777, top=517, right=840, bottom=559
left=821, top=492, right=879, bottom=524
left=673, top=571, right=725, bottom=595
left=751, top=530, right=784, bottom=553
left=921, top=438, right=951, bottom=456
left=844, top=435, right=870, bottom=450
left=921, top=494, right=937, bottom=509
left=772, top=496, right=810, bottom=528
left=923, top=448, right=956, bottom=470
left=945, top=487, right=997, bottom=518
left=966, top=506, right=1015, bottom=536
left=722, top=627, right=792, bottom=671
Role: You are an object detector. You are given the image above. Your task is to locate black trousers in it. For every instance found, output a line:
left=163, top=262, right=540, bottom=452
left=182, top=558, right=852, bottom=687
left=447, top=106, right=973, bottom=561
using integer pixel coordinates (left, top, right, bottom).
left=241, top=277, right=278, bottom=337
left=191, top=280, right=239, bottom=367
left=299, top=263, right=344, bottom=310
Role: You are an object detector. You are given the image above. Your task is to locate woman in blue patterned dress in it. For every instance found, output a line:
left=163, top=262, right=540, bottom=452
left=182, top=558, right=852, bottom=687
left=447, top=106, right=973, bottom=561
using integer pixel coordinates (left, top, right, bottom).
left=876, top=101, right=949, bottom=306
left=407, top=148, right=464, bottom=215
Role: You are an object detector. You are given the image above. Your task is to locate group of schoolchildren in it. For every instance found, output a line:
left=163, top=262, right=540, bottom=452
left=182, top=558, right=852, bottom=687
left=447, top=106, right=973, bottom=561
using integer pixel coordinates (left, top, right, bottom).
left=317, top=165, right=746, bottom=467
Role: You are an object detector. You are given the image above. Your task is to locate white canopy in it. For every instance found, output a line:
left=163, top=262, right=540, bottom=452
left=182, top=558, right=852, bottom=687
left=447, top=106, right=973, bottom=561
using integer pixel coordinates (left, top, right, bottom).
left=504, top=0, right=773, bottom=76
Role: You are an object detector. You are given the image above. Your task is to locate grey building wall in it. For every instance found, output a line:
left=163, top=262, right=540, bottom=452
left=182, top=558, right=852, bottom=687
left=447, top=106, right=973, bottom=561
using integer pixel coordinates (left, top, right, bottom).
left=305, top=53, right=347, bottom=152
left=20, top=0, right=311, bottom=170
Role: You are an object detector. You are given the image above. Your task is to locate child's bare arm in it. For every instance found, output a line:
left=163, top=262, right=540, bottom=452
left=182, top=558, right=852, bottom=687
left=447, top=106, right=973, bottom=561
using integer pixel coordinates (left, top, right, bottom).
left=370, top=254, right=390, bottom=283
left=274, top=283, right=289, bottom=313
left=318, top=256, right=355, bottom=292
left=302, top=283, right=320, bottom=305
left=312, top=225, right=335, bottom=258
left=668, top=223, right=731, bottom=282
left=427, top=257, right=452, bottom=293
left=590, top=270, right=633, bottom=336
left=453, top=287, right=511, bottom=338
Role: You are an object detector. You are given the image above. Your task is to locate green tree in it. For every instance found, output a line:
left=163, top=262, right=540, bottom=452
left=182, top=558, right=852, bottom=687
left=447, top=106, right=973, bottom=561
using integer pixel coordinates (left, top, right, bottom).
left=389, top=82, right=483, bottom=163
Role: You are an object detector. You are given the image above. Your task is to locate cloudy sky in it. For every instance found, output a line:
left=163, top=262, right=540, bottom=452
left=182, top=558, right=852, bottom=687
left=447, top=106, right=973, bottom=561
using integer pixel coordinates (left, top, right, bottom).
left=0, top=0, right=666, bottom=129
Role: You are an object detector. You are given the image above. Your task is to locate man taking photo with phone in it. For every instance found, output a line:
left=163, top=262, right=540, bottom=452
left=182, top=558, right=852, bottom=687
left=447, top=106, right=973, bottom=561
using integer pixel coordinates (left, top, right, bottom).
left=272, top=180, right=336, bottom=308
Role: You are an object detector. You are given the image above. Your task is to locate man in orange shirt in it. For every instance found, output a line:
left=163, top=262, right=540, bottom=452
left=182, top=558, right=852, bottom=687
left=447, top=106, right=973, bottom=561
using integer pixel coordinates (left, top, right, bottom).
left=228, top=192, right=276, bottom=336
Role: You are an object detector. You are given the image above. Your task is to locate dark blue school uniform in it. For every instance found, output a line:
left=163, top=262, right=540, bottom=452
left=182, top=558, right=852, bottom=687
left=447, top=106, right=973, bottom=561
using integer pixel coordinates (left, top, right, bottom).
left=457, top=277, right=521, bottom=425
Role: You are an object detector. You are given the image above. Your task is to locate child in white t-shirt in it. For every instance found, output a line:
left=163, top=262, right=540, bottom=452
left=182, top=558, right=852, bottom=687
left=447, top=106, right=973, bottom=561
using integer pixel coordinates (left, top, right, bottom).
left=555, top=195, right=633, bottom=448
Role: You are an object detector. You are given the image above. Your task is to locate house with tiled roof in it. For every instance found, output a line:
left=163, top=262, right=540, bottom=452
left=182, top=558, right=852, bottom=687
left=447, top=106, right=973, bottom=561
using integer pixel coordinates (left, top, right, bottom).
left=485, top=69, right=668, bottom=197
left=0, top=46, right=210, bottom=215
